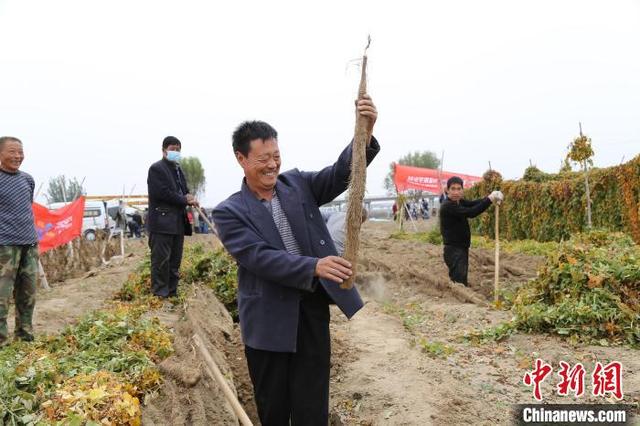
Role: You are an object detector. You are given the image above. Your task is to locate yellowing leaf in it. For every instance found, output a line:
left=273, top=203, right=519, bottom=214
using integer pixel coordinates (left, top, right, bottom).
left=88, top=386, right=107, bottom=401
left=587, top=274, right=604, bottom=289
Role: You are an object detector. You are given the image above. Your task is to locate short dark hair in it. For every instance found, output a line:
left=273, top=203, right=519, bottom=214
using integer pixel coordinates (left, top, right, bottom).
left=232, top=121, right=278, bottom=156
left=447, top=176, right=464, bottom=189
left=0, top=136, right=22, bottom=151
left=162, top=136, right=181, bottom=150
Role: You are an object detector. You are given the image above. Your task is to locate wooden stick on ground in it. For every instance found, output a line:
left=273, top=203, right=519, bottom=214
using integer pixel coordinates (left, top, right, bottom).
left=192, top=333, right=253, bottom=426
left=37, top=260, right=50, bottom=290
left=34, top=182, right=44, bottom=200
left=342, top=36, right=372, bottom=290
left=396, top=194, right=405, bottom=231
left=119, top=229, right=125, bottom=257
left=100, top=231, right=112, bottom=265
left=194, top=206, right=217, bottom=236
left=494, top=201, right=501, bottom=303
left=404, top=201, right=419, bottom=232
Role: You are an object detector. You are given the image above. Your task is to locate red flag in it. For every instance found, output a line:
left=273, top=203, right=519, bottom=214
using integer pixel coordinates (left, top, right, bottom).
left=33, top=197, right=86, bottom=253
left=393, top=164, right=482, bottom=193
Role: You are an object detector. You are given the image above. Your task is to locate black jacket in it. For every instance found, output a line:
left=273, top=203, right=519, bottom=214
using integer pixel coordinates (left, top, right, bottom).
left=439, top=197, right=491, bottom=248
left=147, top=159, right=192, bottom=236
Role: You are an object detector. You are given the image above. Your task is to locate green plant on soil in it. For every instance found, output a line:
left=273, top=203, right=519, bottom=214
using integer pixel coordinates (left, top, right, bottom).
left=115, top=256, right=162, bottom=310
left=461, top=321, right=515, bottom=345
left=384, top=303, right=456, bottom=359
left=390, top=228, right=442, bottom=245
left=0, top=303, right=171, bottom=425
left=179, top=244, right=239, bottom=320
left=390, top=229, right=558, bottom=257
left=470, top=236, right=559, bottom=257
left=468, top=231, right=640, bottom=347
left=383, top=302, right=426, bottom=332
left=416, top=339, right=456, bottom=358
left=116, top=244, right=239, bottom=320
left=1, top=243, right=237, bottom=425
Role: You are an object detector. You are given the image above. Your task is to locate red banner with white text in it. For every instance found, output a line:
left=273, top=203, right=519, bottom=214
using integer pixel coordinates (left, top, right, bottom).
left=33, top=197, right=85, bottom=253
left=393, top=164, right=482, bottom=194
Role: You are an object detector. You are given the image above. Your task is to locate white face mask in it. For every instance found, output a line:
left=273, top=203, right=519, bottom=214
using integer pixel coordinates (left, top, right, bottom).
left=166, top=151, right=181, bottom=162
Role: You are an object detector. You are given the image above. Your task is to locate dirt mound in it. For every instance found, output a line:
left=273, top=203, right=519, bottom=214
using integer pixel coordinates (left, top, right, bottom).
left=357, top=223, right=543, bottom=305
left=142, top=286, right=258, bottom=425
left=330, top=224, right=640, bottom=424
left=467, top=249, right=541, bottom=299
left=41, top=236, right=144, bottom=283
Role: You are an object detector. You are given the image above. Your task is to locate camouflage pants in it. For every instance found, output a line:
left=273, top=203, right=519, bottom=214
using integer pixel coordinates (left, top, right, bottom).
left=0, top=245, right=38, bottom=344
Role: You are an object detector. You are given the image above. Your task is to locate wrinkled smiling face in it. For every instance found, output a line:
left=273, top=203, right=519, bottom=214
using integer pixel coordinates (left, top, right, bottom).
left=236, top=138, right=281, bottom=193
left=448, top=183, right=463, bottom=201
left=0, top=140, right=24, bottom=173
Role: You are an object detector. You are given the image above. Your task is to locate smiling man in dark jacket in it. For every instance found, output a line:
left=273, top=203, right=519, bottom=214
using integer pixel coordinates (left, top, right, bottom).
left=147, top=136, right=198, bottom=299
left=213, top=96, right=378, bottom=426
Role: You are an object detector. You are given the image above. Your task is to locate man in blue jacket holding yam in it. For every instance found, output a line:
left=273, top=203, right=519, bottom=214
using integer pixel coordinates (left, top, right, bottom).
left=213, top=96, right=378, bottom=425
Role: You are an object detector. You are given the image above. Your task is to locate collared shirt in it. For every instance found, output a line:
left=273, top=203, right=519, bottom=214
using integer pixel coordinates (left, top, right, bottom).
left=0, top=169, right=38, bottom=245
left=261, top=191, right=302, bottom=256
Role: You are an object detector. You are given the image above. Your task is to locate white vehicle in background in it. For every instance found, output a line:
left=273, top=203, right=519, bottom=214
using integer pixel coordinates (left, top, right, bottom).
left=48, top=200, right=112, bottom=240
left=82, top=201, right=112, bottom=240
left=367, top=200, right=395, bottom=221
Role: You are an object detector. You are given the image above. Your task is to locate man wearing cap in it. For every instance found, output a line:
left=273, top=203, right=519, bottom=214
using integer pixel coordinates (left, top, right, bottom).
left=439, top=176, right=503, bottom=286
left=146, top=136, right=198, bottom=299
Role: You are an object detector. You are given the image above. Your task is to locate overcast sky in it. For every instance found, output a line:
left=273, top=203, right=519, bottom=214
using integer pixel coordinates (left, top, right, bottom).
left=1, top=0, right=639, bottom=206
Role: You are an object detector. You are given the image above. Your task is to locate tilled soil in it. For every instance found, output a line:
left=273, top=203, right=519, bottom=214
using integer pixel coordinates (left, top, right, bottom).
left=18, top=226, right=639, bottom=425
left=7, top=234, right=258, bottom=425
left=141, top=286, right=259, bottom=425
left=328, top=222, right=640, bottom=425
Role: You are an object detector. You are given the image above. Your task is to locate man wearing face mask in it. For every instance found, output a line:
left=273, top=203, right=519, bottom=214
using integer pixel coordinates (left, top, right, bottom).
left=146, top=136, right=198, bottom=299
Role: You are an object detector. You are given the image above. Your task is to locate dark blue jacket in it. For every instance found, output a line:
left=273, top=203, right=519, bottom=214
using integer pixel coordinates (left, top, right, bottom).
left=213, top=138, right=380, bottom=352
left=147, top=159, right=193, bottom=236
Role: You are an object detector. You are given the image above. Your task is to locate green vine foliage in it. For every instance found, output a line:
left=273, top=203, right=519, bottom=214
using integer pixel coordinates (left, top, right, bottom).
left=465, top=155, right=640, bottom=243
left=511, top=231, right=640, bottom=346
left=567, top=135, right=594, bottom=166
left=522, top=165, right=581, bottom=183
left=472, top=231, right=640, bottom=346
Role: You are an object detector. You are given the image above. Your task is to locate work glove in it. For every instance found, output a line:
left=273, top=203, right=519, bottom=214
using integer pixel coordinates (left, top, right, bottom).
left=489, top=191, right=504, bottom=203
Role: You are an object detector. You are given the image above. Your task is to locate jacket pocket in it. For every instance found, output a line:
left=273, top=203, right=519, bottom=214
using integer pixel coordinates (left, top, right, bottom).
left=238, top=271, right=262, bottom=297
left=155, top=208, right=178, bottom=231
